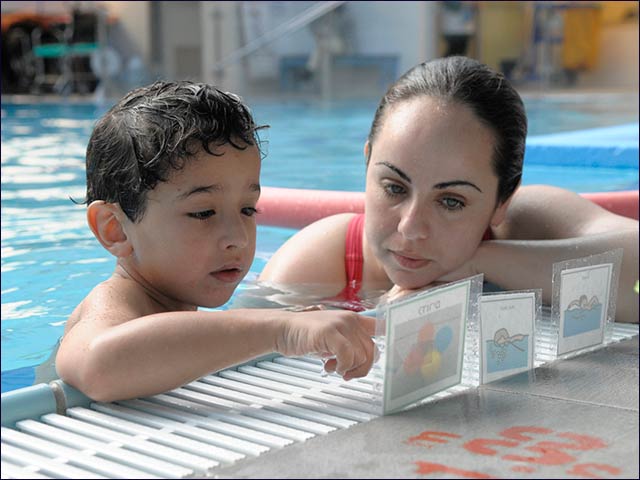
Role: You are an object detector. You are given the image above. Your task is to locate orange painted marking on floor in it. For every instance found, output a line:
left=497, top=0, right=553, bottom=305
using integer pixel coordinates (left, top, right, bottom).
left=415, top=461, right=493, bottom=478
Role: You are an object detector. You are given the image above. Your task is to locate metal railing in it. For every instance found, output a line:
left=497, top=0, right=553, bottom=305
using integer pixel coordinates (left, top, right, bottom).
left=210, top=0, right=346, bottom=76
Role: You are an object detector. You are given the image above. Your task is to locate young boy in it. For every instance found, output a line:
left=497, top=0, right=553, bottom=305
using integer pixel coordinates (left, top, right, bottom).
left=56, top=81, right=376, bottom=402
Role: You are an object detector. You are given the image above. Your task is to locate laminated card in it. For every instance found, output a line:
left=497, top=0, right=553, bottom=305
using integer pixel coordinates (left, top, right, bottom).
left=374, top=275, right=483, bottom=415
left=552, top=249, right=622, bottom=357
left=480, top=290, right=540, bottom=384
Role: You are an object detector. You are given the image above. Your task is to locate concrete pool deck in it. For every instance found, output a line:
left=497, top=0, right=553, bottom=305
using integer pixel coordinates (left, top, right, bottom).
left=215, top=334, right=639, bottom=479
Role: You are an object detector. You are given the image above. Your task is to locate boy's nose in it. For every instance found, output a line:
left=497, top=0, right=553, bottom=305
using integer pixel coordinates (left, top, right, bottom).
left=219, top=215, right=250, bottom=250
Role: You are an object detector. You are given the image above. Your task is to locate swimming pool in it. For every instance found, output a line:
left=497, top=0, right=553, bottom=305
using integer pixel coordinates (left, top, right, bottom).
left=1, top=94, right=638, bottom=392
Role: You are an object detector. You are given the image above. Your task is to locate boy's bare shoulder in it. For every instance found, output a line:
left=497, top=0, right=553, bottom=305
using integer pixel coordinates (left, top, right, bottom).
left=64, top=277, right=156, bottom=335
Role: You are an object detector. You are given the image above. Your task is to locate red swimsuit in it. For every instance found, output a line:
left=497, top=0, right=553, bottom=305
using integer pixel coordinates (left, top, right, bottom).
left=329, top=214, right=366, bottom=311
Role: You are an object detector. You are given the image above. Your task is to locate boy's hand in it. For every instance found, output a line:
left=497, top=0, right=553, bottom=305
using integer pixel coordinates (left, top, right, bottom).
left=276, top=310, right=377, bottom=381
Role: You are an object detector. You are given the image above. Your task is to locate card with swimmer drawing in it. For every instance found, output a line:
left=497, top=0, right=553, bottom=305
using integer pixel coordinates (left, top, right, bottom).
left=480, top=291, right=538, bottom=384
left=557, top=263, right=613, bottom=355
left=379, top=275, right=482, bottom=415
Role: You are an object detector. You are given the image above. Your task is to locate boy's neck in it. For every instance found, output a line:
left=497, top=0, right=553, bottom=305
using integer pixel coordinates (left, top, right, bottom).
left=114, top=262, right=199, bottom=313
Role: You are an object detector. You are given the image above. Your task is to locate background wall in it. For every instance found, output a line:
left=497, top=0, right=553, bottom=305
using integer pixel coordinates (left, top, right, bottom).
left=1, top=0, right=637, bottom=97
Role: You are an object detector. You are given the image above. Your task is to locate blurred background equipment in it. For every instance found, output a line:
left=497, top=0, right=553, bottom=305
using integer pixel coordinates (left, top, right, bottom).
left=30, top=7, right=109, bottom=94
left=1, top=1, right=638, bottom=99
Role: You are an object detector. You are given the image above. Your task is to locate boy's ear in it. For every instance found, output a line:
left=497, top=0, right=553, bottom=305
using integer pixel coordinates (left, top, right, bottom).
left=87, top=201, right=133, bottom=257
left=363, top=140, right=371, bottom=160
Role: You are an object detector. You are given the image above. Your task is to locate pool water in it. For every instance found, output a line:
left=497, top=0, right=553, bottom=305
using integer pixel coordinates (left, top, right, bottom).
left=1, top=95, right=638, bottom=392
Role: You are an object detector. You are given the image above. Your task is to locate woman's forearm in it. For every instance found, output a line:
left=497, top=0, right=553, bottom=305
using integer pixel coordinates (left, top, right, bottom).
left=475, top=229, right=638, bottom=323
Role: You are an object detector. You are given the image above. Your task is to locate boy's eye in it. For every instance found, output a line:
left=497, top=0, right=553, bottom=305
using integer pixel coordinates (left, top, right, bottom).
left=188, top=210, right=215, bottom=220
left=440, top=197, right=465, bottom=211
left=382, top=182, right=407, bottom=197
left=242, top=207, right=259, bottom=217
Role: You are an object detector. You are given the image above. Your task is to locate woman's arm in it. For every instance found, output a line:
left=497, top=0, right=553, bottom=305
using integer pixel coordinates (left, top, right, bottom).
left=473, top=230, right=638, bottom=323
left=479, top=185, right=638, bottom=323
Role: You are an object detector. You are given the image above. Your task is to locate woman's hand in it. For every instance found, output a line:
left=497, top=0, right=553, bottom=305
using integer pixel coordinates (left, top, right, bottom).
left=276, top=309, right=377, bottom=380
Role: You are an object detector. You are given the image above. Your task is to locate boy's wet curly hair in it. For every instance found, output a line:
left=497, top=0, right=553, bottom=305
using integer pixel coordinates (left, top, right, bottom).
left=84, top=81, right=266, bottom=222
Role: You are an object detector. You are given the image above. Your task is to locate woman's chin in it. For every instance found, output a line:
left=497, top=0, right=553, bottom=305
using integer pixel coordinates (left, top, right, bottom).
left=389, top=272, right=439, bottom=291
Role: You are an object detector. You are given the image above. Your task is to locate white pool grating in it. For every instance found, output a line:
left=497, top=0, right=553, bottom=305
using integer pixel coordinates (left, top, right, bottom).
left=2, top=323, right=637, bottom=479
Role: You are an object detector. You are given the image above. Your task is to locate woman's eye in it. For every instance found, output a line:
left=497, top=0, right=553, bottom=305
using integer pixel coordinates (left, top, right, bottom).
left=188, top=210, right=215, bottom=220
left=440, top=197, right=465, bottom=210
left=242, top=207, right=259, bottom=217
left=382, top=182, right=406, bottom=197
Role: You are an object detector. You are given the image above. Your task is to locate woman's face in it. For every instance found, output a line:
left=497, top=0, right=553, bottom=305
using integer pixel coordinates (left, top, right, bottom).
left=364, top=96, right=509, bottom=289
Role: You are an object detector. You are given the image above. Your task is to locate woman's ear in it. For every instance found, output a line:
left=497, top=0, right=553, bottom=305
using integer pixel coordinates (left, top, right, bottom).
left=490, top=195, right=513, bottom=227
left=87, top=201, right=133, bottom=258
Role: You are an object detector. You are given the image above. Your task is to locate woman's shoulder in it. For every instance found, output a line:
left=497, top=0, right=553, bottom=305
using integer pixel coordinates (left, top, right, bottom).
left=277, top=213, right=359, bottom=245
left=302, top=212, right=360, bottom=233
left=259, top=213, right=360, bottom=284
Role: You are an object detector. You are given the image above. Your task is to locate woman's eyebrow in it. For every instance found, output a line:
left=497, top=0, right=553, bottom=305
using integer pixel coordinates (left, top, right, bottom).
left=374, top=162, right=482, bottom=193
left=434, top=180, right=483, bottom=193
left=374, top=162, right=411, bottom=183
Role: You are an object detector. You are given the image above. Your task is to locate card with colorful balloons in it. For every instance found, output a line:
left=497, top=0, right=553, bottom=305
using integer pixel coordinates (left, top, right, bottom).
left=376, top=275, right=483, bottom=415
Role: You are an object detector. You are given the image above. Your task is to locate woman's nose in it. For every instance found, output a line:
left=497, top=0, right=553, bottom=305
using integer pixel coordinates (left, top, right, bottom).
left=397, top=201, right=430, bottom=240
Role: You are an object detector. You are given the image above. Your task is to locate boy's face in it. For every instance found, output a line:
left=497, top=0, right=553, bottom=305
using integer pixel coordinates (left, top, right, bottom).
left=122, top=143, right=261, bottom=309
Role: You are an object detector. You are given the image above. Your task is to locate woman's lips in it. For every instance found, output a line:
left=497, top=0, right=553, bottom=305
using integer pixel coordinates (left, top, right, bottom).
left=391, top=252, right=430, bottom=270
left=211, top=268, right=244, bottom=283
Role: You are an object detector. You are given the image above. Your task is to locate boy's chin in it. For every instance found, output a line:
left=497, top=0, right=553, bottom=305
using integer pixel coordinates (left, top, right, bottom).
left=199, top=291, right=235, bottom=309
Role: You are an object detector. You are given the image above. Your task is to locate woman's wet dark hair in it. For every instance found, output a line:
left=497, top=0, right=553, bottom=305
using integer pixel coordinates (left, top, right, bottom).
left=83, top=80, right=267, bottom=222
left=367, top=56, right=527, bottom=204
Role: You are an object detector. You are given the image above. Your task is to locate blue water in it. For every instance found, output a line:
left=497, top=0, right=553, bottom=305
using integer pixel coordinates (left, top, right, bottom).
left=1, top=96, right=638, bottom=393
left=563, top=305, right=603, bottom=337
left=486, top=337, right=529, bottom=373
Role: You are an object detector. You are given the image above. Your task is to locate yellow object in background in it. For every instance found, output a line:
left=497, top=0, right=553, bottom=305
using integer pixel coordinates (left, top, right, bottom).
left=562, top=6, right=603, bottom=71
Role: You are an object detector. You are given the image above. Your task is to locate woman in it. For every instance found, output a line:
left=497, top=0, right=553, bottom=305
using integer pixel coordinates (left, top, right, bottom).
left=260, top=56, right=638, bottom=323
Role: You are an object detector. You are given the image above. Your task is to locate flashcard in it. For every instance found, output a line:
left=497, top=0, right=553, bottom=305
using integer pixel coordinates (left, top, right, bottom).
left=379, top=275, right=482, bottom=415
left=557, top=263, right=612, bottom=355
left=480, top=291, right=538, bottom=384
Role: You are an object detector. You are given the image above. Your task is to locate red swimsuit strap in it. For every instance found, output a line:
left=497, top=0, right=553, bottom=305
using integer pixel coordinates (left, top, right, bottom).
left=326, top=214, right=365, bottom=310
left=344, top=213, right=365, bottom=290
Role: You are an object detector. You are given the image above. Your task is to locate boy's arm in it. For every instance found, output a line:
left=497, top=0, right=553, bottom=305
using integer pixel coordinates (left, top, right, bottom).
left=57, top=306, right=377, bottom=402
